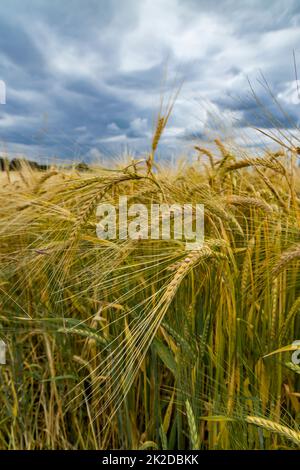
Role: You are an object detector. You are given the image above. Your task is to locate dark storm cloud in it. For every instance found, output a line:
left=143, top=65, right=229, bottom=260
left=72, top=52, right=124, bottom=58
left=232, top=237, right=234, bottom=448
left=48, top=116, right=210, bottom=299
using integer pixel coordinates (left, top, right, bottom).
left=1, top=0, right=300, bottom=161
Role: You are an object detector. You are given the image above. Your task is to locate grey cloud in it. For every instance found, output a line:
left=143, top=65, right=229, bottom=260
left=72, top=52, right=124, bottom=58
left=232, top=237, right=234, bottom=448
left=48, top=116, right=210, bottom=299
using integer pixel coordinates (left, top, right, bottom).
left=0, top=0, right=300, bottom=160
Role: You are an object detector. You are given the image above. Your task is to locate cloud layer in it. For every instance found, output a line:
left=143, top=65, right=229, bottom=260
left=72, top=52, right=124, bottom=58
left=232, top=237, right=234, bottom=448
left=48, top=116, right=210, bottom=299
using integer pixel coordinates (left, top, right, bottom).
left=1, top=0, right=300, bottom=162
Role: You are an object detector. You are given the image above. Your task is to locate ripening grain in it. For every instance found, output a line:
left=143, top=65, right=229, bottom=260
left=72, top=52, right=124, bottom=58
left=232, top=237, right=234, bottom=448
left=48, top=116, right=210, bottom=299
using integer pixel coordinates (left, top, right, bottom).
left=0, top=141, right=300, bottom=450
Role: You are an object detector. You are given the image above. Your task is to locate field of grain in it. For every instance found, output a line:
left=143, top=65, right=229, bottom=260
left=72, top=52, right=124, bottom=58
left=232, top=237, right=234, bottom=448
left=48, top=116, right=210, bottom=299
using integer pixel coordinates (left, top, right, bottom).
left=0, top=141, right=300, bottom=449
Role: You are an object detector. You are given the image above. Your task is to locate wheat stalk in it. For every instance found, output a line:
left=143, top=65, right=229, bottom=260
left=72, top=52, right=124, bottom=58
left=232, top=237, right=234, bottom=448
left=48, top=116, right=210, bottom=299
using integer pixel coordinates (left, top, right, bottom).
left=33, top=170, right=58, bottom=193
left=285, top=362, right=300, bottom=374
left=226, top=195, right=272, bottom=214
left=186, top=400, right=200, bottom=449
left=273, top=244, right=300, bottom=277
left=226, top=156, right=285, bottom=174
left=245, top=416, right=300, bottom=446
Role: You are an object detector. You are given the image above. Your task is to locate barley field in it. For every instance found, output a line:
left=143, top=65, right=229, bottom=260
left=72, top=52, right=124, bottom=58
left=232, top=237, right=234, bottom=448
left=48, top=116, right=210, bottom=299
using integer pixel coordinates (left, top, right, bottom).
left=0, top=138, right=300, bottom=450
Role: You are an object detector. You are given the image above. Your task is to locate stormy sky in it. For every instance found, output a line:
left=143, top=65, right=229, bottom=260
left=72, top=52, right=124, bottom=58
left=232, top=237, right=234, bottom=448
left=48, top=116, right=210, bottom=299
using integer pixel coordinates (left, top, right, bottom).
left=1, top=0, right=300, bottom=163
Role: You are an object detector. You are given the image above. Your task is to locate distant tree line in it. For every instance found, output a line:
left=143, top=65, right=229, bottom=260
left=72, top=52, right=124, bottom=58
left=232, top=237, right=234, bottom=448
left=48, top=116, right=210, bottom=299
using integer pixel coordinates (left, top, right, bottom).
left=0, top=157, right=91, bottom=172
left=0, top=157, right=49, bottom=171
